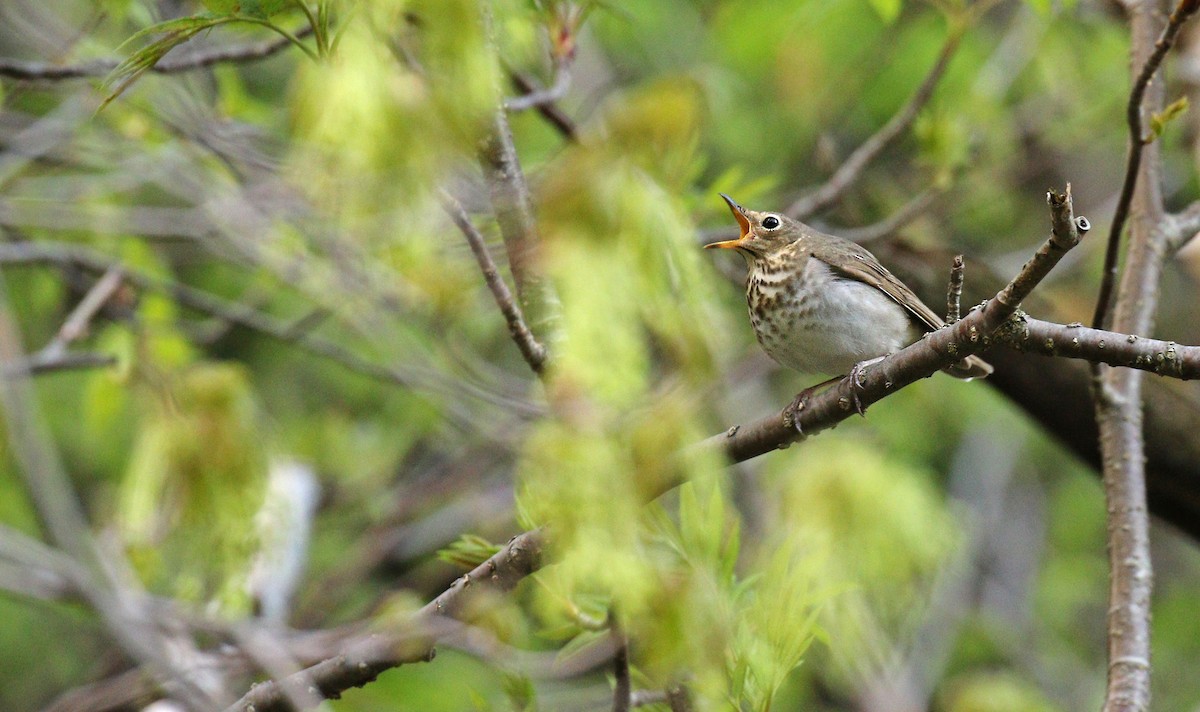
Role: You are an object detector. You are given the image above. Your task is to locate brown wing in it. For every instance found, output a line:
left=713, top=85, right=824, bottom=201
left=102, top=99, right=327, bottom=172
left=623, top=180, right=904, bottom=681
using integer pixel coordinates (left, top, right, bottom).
left=808, top=231, right=946, bottom=333
left=807, top=230, right=993, bottom=379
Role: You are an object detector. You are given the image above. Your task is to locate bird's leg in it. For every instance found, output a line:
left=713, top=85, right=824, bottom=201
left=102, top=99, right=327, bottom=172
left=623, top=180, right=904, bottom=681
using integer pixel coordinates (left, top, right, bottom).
left=846, top=355, right=888, bottom=416
left=783, top=375, right=840, bottom=434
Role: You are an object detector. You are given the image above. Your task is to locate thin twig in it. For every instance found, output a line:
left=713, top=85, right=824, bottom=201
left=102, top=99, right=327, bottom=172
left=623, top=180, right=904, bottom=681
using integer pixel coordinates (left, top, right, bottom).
left=506, top=63, right=571, bottom=112
left=509, top=70, right=578, bottom=140
left=611, top=616, right=632, bottom=712
left=441, top=191, right=548, bottom=376
left=786, top=31, right=963, bottom=218
left=225, top=530, right=545, bottom=712
left=1092, top=0, right=1200, bottom=330
left=0, top=26, right=313, bottom=80
left=665, top=685, right=694, bottom=712
left=479, top=7, right=559, bottom=339
left=3, top=351, right=116, bottom=375
left=946, top=255, right=964, bottom=324
left=1165, top=198, right=1200, bottom=250
left=839, top=186, right=943, bottom=243
left=40, top=266, right=124, bottom=360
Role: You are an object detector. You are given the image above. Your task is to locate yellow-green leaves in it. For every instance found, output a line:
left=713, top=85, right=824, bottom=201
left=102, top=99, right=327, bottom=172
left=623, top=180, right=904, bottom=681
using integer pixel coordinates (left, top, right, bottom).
left=1149, top=96, right=1189, bottom=142
left=102, top=14, right=239, bottom=111
left=118, top=364, right=268, bottom=613
left=868, top=0, right=903, bottom=24
left=765, top=438, right=959, bottom=689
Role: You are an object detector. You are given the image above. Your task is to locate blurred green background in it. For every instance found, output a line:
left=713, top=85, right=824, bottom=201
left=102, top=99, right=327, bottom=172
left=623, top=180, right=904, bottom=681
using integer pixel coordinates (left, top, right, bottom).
left=2, top=0, right=1200, bottom=710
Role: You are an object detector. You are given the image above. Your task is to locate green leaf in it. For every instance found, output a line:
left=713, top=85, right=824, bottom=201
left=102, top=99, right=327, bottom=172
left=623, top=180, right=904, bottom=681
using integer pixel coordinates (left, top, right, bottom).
left=1149, top=96, right=1189, bottom=142
left=867, top=0, right=902, bottom=23
left=101, top=14, right=236, bottom=110
left=201, top=0, right=292, bottom=18
left=436, top=534, right=502, bottom=569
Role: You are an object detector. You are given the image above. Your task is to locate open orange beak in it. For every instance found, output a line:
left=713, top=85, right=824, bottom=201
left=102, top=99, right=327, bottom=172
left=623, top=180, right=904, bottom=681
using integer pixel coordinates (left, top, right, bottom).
left=705, top=193, right=752, bottom=249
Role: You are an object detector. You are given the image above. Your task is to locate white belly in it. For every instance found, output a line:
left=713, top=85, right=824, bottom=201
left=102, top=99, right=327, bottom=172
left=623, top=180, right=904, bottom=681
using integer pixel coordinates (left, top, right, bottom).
left=748, top=259, right=918, bottom=376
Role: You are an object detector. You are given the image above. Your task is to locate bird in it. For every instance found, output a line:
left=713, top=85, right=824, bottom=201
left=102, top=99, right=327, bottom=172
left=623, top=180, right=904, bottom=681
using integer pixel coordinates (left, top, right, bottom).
left=705, top=193, right=991, bottom=425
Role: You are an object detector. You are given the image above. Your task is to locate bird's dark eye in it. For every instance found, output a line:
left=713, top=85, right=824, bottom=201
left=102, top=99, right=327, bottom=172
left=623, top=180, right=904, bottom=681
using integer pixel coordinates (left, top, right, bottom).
left=762, top=216, right=781, bottom=230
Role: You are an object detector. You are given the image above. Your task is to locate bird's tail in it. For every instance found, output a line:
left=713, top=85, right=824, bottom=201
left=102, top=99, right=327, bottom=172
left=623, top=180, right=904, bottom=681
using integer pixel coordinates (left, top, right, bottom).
left=943, top=355, right=993, bottom=380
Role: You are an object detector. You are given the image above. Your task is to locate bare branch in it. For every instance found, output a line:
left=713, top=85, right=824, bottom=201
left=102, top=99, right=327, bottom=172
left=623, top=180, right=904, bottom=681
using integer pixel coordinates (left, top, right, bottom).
left=611, top=617, right=632, bottom=712
left=478, top=9, right=560, bottom=340
left=1165, top=198, right=1200, bottom=250
left=838, top=186, right=943, bottom=243
left=225, top=530, right=545, bottom=712
left=946, top=255, right=964, bottom=324
left=3, top=350, right=116, bottom=376
left=1092, top=0, right=1200, bottom=330
left=999, top=315, right=1200, bottom=378
left=40, top=266, right=124, bottom=359
left=786, top=32, right=962, bottom=218
left=0, top=27, right=311, bottom=81
left=442, top=191, right=548, bottom=376
left=506, top=64, right=571, bottom=112
left=508, top=70, right=578, bottom=140
left=1093, top=5, right=1200, bottom=711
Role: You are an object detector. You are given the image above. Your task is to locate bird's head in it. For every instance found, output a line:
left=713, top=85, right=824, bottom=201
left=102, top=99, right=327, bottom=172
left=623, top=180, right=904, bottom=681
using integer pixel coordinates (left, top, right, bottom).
left=704, top=194, right=800, bottom=259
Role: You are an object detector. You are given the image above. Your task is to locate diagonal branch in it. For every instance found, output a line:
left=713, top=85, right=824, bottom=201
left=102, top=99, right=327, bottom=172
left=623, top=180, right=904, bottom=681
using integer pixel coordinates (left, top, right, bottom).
left=478, top=8, right=560, bottom=341
left=225, top=529, right=545, bottom=712
left=786, top=31, right=962, bottom=218
left=839, top=185, right=943, bottom=243
left=508, top=70, right=578, bottom=141
left=0, top=26, right=313, bottom=80
left=442, top=192, right=548, bottom=376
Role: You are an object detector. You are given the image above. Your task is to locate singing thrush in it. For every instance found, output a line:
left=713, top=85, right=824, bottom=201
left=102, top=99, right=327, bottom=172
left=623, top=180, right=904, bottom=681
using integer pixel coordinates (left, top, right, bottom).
left=706, top=194, right=991, bottom=413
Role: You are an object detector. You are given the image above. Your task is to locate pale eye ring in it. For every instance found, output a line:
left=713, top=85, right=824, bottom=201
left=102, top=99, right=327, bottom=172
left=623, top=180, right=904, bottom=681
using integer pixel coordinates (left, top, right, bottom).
left=761, top=215, right=781, bottom=230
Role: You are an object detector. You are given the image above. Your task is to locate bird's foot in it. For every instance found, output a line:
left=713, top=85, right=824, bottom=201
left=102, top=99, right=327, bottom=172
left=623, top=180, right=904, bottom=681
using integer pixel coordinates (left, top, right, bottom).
left=783, top=376, right=841, bottom=434
left=846, top=355, right=887, bottom=417
left=783, top=388, right=814, bottom=434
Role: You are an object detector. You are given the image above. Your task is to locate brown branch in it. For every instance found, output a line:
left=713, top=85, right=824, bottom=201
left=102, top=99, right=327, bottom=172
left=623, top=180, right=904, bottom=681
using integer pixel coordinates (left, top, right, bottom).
left=1165, top=198, right=1200, bottom=250
left=40, top=266, right=124, bottom=358
left=999, top=315, right=1200, bottom=377
left=1093, top=4, right=1200, bottom=711
left=224, top=530, right=545, bottom=712
left=946, top=255, right=964, bottom=324
left=508, top=70, right=578, bottom=140
left=611, top=617, right=632, bottom=712
left=506, top=64, right=571, bottom=112
left=441, top=192, right=548, bottom=376
left=879, top=244, right=1200, bottom=543
left=786, top=32, right=962, bottom=218
left=478, top=104, right=559, bottom=339
left=0, top=26, right=311, bottom=80
left=3, top=350, right=116, bottom=376
left=665, top=685, right=694, bottom=712
left=701, top=186, right=1082, bottom=466
left=1092, top=0, right=1200, bottom=330
left=478, top=9, right=559, bottom=341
